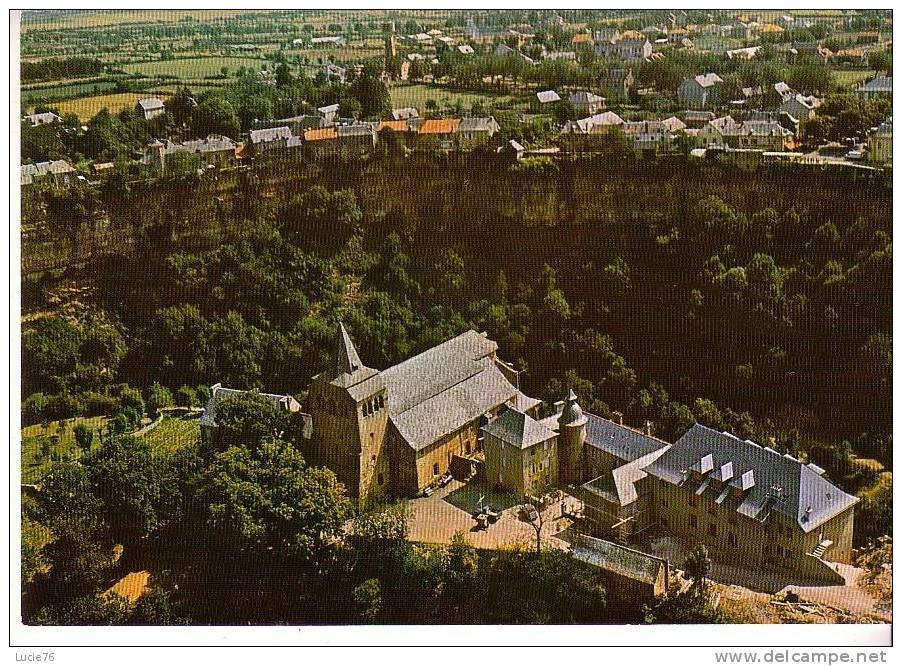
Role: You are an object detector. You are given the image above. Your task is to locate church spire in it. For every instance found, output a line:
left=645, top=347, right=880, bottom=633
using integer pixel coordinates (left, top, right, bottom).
left=336, top=321, right=363, bottom=377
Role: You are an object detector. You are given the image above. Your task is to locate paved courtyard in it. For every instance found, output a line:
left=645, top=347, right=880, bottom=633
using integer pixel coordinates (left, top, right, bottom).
left=407, top=479, right=576, bottom=552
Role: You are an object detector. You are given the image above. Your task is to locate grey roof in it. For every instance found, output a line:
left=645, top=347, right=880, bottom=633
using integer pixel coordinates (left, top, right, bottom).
left=571, top=535, right=665, bottom=585
left=137, top=98, right=165, bottom=111
left=859, top=76, right=892, bottom=92
left=392, top=107, right=419, bottom=120
left=536, top=90, right=561, bottom=103
left=380, top=331, right=519, bottom=450
left=337, top=123, right=375, bottom=137
left=249, top=126, right=293, bottom=144
left=21, top=160, right=75, bottom=177
left=328, top=323, right=382, bottom=398
left=584, top=413, right=667, bottom=463
left=643, top=424, right=860, bottom=532
left=558, top=390, right=587, bottom=427
left=583, top=444, right=671, bottom=506
left=481, top=407, right=556, bottom=450
left=458, top=116, right=497, bottom=132
left=24, top=111, right=61, bottom=125
left=163, top=134, right=236, bottom=155
left=569, top=91, right=605, bottom=105
left=318, top=103, right=340, bottom=115
left=199, top=386, right=299, bottom=428
left=692, top=73, right=724, bottom=88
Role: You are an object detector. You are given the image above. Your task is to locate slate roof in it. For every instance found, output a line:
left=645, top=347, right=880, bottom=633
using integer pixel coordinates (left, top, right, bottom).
left=536, top=90, right=561, bottom=104
left=859, top=76, right=892, bottom=93
left=693, top=73, right=724, bottom=88
left=642, top=424, right=860, bottom=532
left=24, top=111, right=61, bottom=125
left=163, top=134, right=237, bottom=155
left=250, top=126, right=293, bottom=144
left=457, top=44, right=475, bottom=55
left=569, top=90, right=605, bottom=105
left=137, top=98, right=165, bottom=111
left=583, top=444, right=671, bottom=506
left=458, top=116, right=497, bottom=132
left=481, top=408, right=556, bottom=450
left=584, top=413, right=668, bottom=463
left=571, top=535, right=665, bottom=585
left=199, top=386, right=300, bottom=428
left=392, top=107, right=419, bottom=120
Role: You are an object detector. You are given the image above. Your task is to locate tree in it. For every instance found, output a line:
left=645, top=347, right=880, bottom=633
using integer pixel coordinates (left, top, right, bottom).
left=348, top=69, right=391, bottom=119
left=21, top=122, right=67, bottom=162
left=353, top=578, right=382, bottom=623
left=280, top=186, right=362, bottom=249
left=86, top=436, right=182, bottom=549
left=867, top=50, right=892, bottom=75
left=788, top=61, right=832, bottom=94
left=192, top=96, right=241, bottom=139
left=212, top=390, right=289, bottom=450
left=275, top=63, right=294, bottom=87
left=200, top=438, right=353, bottom=561
left=146, top=383, right=174, bottom=417
left=684, top=544, right=712, bottom=591
left=22, top=317, right=83, bottom=393
left=74, top=423, right=93, bottom=452
left=175, top=385, right=198, bottom=408
left=163, top=150, right=200, bottom=180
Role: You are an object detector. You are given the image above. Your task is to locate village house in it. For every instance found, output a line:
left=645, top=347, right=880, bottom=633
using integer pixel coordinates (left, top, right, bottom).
left=868, top=117, right=892, bottom=164
left=23, top=111, right=61, bottom=126
left=20, top=160, right=77, bottom=188
left=303, top=123, right=377, bottom=159
left=457, top=116, right=500, bottom=149
left=536, top=90, right=561, bottom=105
left=249, top=126, right=294, bottom=154
left=722, top=120, right=795, bottom=152
left=318, top=103, right=341, bottom=126
left=391, top=107, right=419, bottom=120
left=599, top=68, right=635, bottom=102
left=311, top=35, right=346, bottom=47
left=571, top=534, right=670, bottom=613
left=144, top=134, right=238, bottom=172
left=569, top=91, right=606, bottom=117
left=254, top=115, right=326, bottom=135
left=576, top=416, right=858, bottom=583
left=790, top=42, right=832, bottom=64
left=857, top=76, right=892, bottom=100
left=779, top=93, right=822, bottom=122
left=677, top=73, right=725, bottom=110
left=482, top=408, right=558, bottom=497
left=596, top=37, right=653, bottom=63
left=136, top=97, right=166, bottom=120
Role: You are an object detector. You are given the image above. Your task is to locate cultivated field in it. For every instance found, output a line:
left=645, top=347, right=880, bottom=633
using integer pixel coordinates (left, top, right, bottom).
left=834, top=69, right=876, bottom=88
left=21, top=415, right=109, bottom=484
left=120, top=56, right=267, bottom=79
left=137, top=414, right=201, bottom=455
left=53, top=92, right=169, bottom=120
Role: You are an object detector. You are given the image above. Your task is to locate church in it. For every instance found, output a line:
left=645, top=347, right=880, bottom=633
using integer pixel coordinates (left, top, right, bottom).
left=304, top=323, right=543, bottom=508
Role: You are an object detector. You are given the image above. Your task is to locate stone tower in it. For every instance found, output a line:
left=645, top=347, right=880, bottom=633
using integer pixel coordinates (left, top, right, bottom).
left=309, top=322, right=391, bottom=509
left=557, top=389, right=588, bottom=483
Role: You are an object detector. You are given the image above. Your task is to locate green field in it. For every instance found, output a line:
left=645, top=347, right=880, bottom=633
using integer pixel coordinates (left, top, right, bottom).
left=834, top=69, right=875, bottom=89
left=120, top=56, right=268, bottom=79
left=138, top=413, right=201, bottom=455
left=53, top=92, right=169, bottom=119
left=22, top=80, right=122, bottom=106
left=389, top=84, right=524, bottom=113
left=21, top=415, right=109, bottom=484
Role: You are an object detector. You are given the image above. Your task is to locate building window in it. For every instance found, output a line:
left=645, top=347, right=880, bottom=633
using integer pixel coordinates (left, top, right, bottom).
left=661, top=498, right=668, bottom=508
left=465, top=441, right=471, bottom=455
left=707, top=523, right=717, bottom=538
left=689, top=515, right=698, bottom=529
left=728, top=532, right=737, bottom=548
left=433, top=463, right=440, bottom=476
left=661, top=517, right=669, bottom=528
left=706, top=504, right=716, bottom=516
left=689, top=495, right=698, bottom=508
left=377, top=473, right=384, bottom=485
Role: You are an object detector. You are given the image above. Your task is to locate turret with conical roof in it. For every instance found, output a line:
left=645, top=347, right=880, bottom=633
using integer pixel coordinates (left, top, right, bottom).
left=558, top=389, right=588, bottom=483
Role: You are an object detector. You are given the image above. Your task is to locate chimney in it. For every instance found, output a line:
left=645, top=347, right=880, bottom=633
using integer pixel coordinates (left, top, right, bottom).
left=645, top=420, right=653, bottom=436
left=612, top=411, right=623, bottom=425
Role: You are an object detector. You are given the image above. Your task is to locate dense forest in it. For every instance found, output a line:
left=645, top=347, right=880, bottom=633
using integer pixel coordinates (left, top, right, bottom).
left=21, top=153, right=891, bottom=623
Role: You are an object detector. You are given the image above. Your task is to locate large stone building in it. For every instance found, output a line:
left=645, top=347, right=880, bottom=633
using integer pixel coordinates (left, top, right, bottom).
left=305, top=324, right=538, bottom=508
left=281, top=324, right=859, bottom=580
left=579, top=418, right=859, bottom=582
